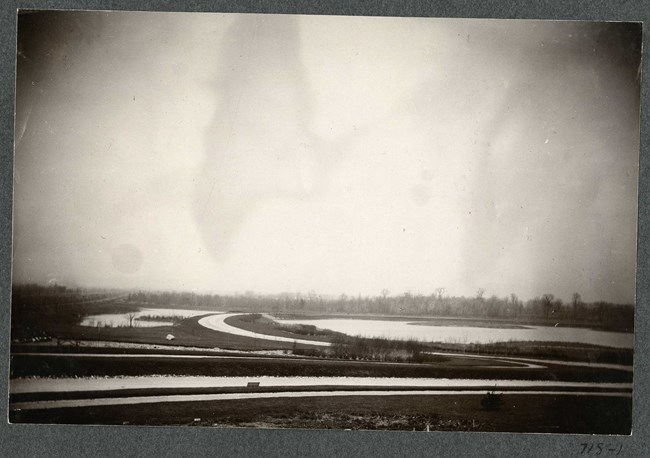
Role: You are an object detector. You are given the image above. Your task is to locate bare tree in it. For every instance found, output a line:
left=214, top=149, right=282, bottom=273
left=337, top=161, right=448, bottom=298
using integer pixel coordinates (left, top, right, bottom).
left=127, top=312, right=137, bottom=328
left=434, top=287, right=446, bottom=300
left=571, top=292, right=581, bottom=319
left=476, top=288, right=486, bottom=300
left=379, top=289, right=391, bottom=314
left=510, top=293, right=522, bottom=318
left=541, top=294, right=554, bottom=320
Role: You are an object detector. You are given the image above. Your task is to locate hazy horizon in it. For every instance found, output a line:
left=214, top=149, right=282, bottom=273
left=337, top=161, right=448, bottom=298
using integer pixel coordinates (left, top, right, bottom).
left=10, top=281, right=639, bottom=306
left=12, top=12, right=641, bottom=304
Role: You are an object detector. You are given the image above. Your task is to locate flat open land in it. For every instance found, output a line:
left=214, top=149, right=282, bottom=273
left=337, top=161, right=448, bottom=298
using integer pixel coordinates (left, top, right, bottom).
left=9, top=347, right=631, bottom=382
left=8, top=302, right=634, bottom=433
left=10, top=393, right=631, bottom=434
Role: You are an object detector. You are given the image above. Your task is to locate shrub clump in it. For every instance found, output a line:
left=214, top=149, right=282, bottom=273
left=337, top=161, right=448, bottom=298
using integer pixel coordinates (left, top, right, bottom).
left=481, top=392, right=504, bottom=411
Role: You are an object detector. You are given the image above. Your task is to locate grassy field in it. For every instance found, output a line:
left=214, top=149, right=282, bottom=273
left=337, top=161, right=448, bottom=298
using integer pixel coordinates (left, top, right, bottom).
left=10, top=383, right=631, bottom=404
left=21, top=314, right=310, bottom=351
left=9, top=393, right=632, bottom=434
left=9, top=348, right=631, bottom=382
left=224, top=313, right=341, bottom=342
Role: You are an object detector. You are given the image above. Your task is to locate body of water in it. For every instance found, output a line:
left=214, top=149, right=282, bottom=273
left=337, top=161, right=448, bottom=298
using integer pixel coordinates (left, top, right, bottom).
left=80, top=308, right=210, bottom=328
left=277, top=318, right=634, bottom=349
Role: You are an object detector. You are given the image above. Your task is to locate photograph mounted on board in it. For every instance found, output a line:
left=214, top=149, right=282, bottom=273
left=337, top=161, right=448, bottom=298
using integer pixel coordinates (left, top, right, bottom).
left=9, top=10, right=640, bottom=434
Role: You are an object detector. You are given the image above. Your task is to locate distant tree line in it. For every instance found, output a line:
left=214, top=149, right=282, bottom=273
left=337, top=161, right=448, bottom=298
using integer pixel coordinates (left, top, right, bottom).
left=10, top=283, right=134, bottom=340
left=12, top=283, right=109, bottom=307
left=11, top=283, right=634, bottom=336
left=124, top=288, right=634, bottom=332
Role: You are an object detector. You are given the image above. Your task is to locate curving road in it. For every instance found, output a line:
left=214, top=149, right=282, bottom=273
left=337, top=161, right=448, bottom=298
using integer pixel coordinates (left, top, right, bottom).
left=10, top=375, right=632, bottom=393
left=198, top=313, right=331, bottom=347
left=10, top=388, right=632, bottom=411
left=425, top=352, right=633, bottom=372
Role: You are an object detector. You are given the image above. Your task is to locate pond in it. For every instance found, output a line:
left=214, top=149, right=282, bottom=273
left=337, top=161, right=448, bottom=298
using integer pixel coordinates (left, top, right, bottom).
left=80, top=308, right=211, bottom=328
left=275, top=318, right=634, bottom=349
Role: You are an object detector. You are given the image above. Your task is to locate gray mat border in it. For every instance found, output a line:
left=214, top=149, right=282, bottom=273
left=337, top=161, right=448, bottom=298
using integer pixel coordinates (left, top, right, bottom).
left=1, top=1, right=648, bottom=457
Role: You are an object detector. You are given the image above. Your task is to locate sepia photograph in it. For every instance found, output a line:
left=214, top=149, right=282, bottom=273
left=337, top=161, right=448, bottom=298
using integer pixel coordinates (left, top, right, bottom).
left=8, top=10, right=640, bottom=435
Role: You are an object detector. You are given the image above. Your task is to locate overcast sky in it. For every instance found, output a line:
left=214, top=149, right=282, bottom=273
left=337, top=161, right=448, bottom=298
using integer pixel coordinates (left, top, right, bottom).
left=13, top=12, right=641, bottom=303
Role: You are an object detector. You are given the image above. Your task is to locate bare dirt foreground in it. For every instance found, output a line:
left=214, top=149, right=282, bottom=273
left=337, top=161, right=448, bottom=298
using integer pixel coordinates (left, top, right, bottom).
left=10, top=393, right=631, bottom=434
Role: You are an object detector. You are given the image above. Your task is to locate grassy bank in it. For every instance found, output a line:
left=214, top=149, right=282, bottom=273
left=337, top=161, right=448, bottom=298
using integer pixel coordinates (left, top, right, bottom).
left=265, top=313, right=633, bottom=364
left=17, top=315, right=309, bottom=351
left=225, top=313, right=342, bottom=343
left=9, top=352, right=632, bottom=382
left=9, top=393, right=632, bottom=434
left=425, top=341, right=633, bottom=365
left=10, top=384, right=630, bottom=404
left=226, top=314, right=445, bottom=363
